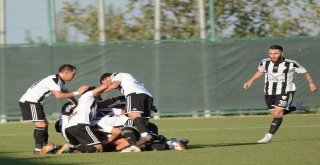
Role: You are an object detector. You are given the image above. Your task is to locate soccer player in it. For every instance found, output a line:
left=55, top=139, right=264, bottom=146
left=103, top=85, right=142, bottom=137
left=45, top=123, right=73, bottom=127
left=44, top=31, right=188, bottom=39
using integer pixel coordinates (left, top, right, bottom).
left=100, top=73, right=154, bottom=146
left=243, top=45, right=318, bottom=143
left=91, top=113, right=131, bottom=152
left=64, top=85, right=110, bottom=153
left=19, top=64, right=88, bottom=154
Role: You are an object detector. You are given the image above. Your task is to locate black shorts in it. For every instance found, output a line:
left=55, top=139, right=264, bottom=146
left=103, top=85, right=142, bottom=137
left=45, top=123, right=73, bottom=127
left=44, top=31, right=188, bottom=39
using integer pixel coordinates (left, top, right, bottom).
left=265, top=92, right=294, bottom=110
left=19, top=101, right=46, bottom=121
left=126, top=93, right=153, bottom=118
left=65, top=124, right=101, bottom=146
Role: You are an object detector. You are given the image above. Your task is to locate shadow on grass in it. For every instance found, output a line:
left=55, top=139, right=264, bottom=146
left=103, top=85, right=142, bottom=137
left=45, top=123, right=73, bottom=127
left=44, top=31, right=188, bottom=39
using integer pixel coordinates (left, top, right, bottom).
left=188, top=142, right=259, bottom=149
left=0, top=153, right=86, bottom=165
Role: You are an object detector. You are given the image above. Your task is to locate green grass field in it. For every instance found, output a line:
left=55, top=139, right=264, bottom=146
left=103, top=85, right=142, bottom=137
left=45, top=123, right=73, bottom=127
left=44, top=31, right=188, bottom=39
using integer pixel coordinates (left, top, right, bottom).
left=0, top=114, right=319, bottom=165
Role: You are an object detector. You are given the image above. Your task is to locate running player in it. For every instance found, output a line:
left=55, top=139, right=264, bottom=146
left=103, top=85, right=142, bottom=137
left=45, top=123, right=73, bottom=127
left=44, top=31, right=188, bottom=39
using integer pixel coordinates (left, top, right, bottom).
left=243, top=45, right=317, bottom=143
left=19, top=64, right=88, bottom=154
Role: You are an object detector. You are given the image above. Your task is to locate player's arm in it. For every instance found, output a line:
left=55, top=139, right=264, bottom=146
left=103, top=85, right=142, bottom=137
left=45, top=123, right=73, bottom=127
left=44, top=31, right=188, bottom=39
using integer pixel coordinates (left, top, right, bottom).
left=303, top=72, right=318, bottom=93
left=107, top=128, right=122, bottom=143
left=61, top=89, right=78, bottom=105
left=91, top=84, right=110, bottom=96
left=103, top=81, right=121, bottom=92
left=52, top=85, right=89, bottom=99
left=97, top=95, right=126, bottom=108
left=243, top=71, right=264, bottom=89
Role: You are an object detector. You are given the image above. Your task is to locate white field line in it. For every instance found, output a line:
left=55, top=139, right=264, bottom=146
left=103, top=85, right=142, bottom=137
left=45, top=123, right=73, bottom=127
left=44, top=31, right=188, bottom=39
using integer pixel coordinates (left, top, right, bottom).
left=0, top=125, right=319, bottom=136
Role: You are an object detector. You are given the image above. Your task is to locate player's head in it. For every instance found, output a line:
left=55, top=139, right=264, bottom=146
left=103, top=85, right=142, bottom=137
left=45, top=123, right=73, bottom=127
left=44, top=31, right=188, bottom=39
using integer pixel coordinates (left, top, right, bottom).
left=82, top=86, right=96, bottom=94
left=100, top=73, right=113, bottom=84
left=58, top=64, right=77, bottom=81
left=61, top=102, right=76, bottom=116
left=268, top=45, right=284, bottom=63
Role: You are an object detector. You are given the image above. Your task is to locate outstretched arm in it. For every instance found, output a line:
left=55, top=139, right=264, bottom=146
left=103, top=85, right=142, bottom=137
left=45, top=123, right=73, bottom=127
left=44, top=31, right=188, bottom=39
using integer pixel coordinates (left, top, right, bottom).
left=61, top=89, right=78, bottom=105
left=303, top=72, right=318, bottom=93
left=243, top=71, right=264, bottom=89
left=103, top=81, right=121, bottom=92
left=52, top=85, right=88, bottom=99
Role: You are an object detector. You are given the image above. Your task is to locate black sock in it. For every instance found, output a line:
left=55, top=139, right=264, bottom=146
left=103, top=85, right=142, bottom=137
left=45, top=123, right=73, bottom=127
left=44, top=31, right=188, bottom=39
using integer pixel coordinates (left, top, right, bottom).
left=268, top=117, right=283, bottom=134
left=133, top=117, right=149, bottom=134
left=44, top=126, right=49, bottom=144
left=283, top=106, right=296, bottom=115
left=34, top=127, right=46, bottom=149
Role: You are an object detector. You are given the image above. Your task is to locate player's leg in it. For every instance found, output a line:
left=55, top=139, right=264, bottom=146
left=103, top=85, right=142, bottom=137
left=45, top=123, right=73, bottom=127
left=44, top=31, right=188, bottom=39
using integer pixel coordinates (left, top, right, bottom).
left=19, top=101, right=50, bottom=153
left=126, top=94, right=150, bottom=139
left=114, top=138, right=130, bottom=151
left=120, top=127, right=141, bottom=152
left=71, top=124, right=103, bottom=153
left=282, top=92, right=297, bottom=115
left=258, top=93, right=292, bottom=143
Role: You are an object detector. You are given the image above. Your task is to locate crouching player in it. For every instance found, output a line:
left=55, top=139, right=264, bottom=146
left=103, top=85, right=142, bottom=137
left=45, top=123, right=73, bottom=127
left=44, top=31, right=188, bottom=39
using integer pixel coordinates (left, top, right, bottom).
left=62, top=85, right=109, bottom=153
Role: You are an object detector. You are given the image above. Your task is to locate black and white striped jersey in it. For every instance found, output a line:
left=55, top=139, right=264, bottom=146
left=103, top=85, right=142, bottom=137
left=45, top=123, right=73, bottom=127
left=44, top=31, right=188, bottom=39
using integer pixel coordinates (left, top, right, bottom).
left=19, top=74, right=67, bottom=103
left=258, top=58, right=307, bottom=95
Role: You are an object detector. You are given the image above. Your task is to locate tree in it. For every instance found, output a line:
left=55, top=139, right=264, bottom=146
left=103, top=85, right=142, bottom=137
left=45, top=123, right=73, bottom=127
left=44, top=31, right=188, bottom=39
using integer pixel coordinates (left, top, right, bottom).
left=57, top=0, right=320, bottom=42
left=215, top=0, right=320, bottom=38
left=62, top=1, right=99, bottom=41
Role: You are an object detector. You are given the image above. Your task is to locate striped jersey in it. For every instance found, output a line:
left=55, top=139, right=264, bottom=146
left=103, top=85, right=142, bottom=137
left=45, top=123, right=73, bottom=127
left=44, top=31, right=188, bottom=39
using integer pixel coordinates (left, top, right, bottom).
left=258, top=58, right=307, bottom=95
left=19, top=74, right=67, bottom=103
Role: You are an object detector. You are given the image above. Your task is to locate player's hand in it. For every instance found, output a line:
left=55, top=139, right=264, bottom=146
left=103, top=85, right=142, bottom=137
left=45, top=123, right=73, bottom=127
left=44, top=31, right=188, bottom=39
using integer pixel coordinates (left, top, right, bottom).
left=309, top=83, right=318, bottom=93
left=243, top=81, right=252, bottom=89
left=77, top=85, right=89, bottom=94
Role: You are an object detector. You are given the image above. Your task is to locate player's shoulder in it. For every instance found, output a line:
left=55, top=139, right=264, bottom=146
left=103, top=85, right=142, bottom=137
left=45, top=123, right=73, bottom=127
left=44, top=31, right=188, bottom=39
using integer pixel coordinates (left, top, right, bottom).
left=40, top=74, right=57, bottom=83
left=259, top=58, right=271, bottom=64
left=46, top=74, right=63, bottom=85
left=284, top=58, right=298, bottom=63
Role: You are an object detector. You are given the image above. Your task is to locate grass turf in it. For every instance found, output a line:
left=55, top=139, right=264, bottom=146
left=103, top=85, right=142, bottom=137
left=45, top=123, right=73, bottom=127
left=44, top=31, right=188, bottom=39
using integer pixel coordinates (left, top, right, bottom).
left=0, top=114, right=319, bottom=165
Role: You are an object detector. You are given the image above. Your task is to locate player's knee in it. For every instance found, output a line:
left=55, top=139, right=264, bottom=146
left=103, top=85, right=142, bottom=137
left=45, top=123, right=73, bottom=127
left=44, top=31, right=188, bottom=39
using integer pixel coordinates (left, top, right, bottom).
left=34, top=121, right=47, bottom=128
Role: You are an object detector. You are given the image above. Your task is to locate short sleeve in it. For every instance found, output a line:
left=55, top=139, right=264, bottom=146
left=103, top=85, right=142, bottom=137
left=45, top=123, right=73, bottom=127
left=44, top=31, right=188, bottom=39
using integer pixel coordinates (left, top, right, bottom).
left=258, top=60, right=265, bottom=72
left=293, top=61, right=307, bottom=74
left=47, top=79, right=62, bottom=91
left=112, top=73, right=122, bottom=82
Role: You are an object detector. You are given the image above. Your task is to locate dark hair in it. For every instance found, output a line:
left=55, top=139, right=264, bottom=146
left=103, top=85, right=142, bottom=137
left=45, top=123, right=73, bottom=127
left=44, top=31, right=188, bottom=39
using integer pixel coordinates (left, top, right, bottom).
left=100, top=73, right=113, bottom=84
left=83, top=86, right=96, bottom=94
left=61, top=102, right=76, bottom=116
left=269, top=45, right=283, bottom=52
left=58, top=64, right=76, bottom=72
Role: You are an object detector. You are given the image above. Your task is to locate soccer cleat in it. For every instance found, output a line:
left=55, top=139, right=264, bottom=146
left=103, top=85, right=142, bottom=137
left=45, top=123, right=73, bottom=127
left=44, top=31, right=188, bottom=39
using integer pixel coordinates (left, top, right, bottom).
left=55, top=142, right=71, bottom=154
left=169, top=138, right=186, bottom=150
left=179, top=139, right=189, bottom=148
left=172, top=141, right=186, bottom=151
left=257, top=133, right=273, bottom=143
left=136, top=135, right=153, bottom=147
left=130, top=145, right=141, bottom=152
left=120, top=147, right=132, bottom=153
left=33, top=149, right=42, bottom=155
left=38, top=142, right=55, bottom=155
left=120, top=146, right=141, bottom=153
left=294, top=102, right=310, bottom=112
